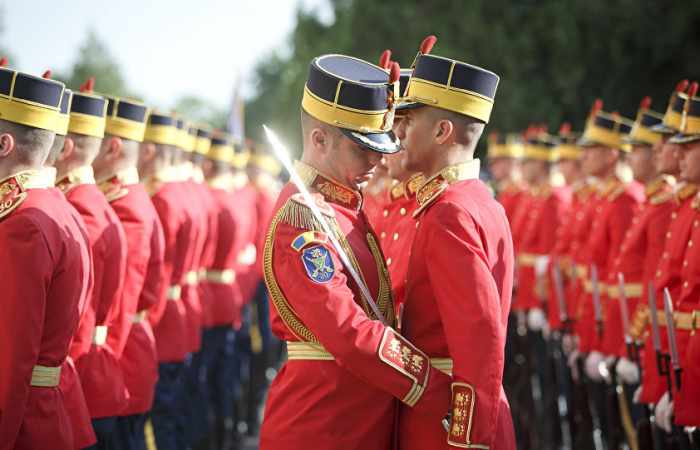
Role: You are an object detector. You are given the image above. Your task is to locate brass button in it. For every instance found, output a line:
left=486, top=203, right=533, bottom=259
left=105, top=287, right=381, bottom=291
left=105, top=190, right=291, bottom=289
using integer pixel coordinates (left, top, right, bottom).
left=400, top=207, right=407, bottom=216
left=383, top=209, right=389, bottom=217
left=684, top=281, right=689, bottom=288
left=666, top=232, right=672, bottom=238
left=656, top=270, right=662, bottom=278
left=380, top=232, right=386, bottom=239
left=663, top=252, right=669, bottom=259
left=695, top=220, right=699, bottom=227
left=393, top=233, right=399, bottom=241
left=684, top=260, right=689, bottom=267
left=387, top=257, right=392, bottom=266
left=672, top=212, right=678, bottom=219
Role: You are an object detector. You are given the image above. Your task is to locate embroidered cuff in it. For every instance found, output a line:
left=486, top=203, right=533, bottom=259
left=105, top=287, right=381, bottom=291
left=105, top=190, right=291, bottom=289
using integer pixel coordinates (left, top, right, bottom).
left=378, top=327, right=430, bottom=407
left=447, top=382, right=488, bottom=449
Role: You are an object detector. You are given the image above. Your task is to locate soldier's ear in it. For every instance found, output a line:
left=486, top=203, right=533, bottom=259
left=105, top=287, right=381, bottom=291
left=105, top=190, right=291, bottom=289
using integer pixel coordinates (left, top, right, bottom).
left=0, top=132, right=15, bottom=158
left=141, top=142, right=156, bottom=161
left=310, top=127, right=329, bottom=154
left=434, top=119, right=454, bottom=145
left=108, top=136, right=123, bottom=158
left=59, top=136, right=75, bottom=161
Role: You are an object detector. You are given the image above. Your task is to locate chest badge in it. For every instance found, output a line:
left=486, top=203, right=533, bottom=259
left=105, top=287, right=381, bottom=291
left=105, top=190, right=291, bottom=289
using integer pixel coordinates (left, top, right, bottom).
left=302, top=245, right=335, bottom=284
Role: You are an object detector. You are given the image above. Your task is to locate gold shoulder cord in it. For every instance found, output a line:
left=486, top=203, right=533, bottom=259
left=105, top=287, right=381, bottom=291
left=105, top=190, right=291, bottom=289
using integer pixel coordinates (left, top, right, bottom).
left=263, top=206, right=320, bottom=343
left=366, top=232, right=395, bottom=326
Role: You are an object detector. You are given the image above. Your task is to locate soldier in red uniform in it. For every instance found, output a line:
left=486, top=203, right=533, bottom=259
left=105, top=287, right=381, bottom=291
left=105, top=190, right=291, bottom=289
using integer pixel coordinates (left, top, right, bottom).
left=0, top=68, right=92, bottom=450
left=139, top=113, right=191, bottom=450
left=53, top=85, right=130, bottom=449
left=396, top=38, right=516, bottom=450
left=198, top=133, right=246, bottom=448
left=654, top=85, right=700, bottom=437
left=91, top=96, right=166, bottom=449
left=638, top=82, right=695, bottom=412
left=488, top=132, right=525, bottom=225
left=260, top=54, right=451, bottom=450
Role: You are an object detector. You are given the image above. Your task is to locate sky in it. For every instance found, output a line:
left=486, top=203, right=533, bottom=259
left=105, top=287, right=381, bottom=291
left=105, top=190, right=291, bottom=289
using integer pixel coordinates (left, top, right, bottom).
left=2, top=0, right=332, bottom=110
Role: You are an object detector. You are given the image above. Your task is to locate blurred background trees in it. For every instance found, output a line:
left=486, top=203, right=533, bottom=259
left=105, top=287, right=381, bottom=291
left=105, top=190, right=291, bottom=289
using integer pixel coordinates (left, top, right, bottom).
left=244, top=0, right=700, bottom=153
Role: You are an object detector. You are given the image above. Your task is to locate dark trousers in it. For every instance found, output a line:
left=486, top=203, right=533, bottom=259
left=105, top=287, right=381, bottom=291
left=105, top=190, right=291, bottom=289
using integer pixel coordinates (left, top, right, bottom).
left=84, top=417, right=117, bottom=450
left=151, top=362, right=186, bottom=450
left=111, top=414, right=147, bottom=450
left=201, top=325, right=237, bottom=449
left=184, top=349, right=209, bottom=447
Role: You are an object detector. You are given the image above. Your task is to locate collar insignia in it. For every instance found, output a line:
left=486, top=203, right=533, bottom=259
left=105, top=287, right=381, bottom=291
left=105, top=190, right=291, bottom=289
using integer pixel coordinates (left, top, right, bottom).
left=97, top=168, right=138, bottom=203
left=0, top=170, right=52, bottom=220
left=56, top=166, right=96, bottom=194
left=414, top=160, right=481, bottom=217
left=294, top=160, right=362, bottom=211
left=390, top=173, right=425, bottom=201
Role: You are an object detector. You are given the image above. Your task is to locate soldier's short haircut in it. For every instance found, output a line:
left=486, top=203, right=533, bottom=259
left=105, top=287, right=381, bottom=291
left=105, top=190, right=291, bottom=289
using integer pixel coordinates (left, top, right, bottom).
left=427, top=107, right=485, bottom=150
left=45, top=134, right=66, bottom=166
left=0, top=118, right=54, bottom=164
left=300, top=109, right=342, bottom=145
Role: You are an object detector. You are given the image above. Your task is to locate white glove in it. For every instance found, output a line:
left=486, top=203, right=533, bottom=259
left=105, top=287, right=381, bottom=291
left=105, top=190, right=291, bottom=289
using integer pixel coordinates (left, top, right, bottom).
left=633, top=386, right=642, bottom=404
left=527, top=308, right=547, bottom=331
left=585, top=351, right=604, bottom=381
left=616, top=357, right=640, bottom=384
left=535, top=256, right=550, bottom=277
left=655, top=392, right=674, bottom=433
left=600, top=356, right=615, bottom=384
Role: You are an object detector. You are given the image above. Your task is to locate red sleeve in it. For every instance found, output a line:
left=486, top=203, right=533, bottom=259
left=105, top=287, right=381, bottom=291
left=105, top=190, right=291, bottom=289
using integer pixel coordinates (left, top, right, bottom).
left=422, top=203, right=506, bottom=448
left=141, top=215, right=166, bottom=314
left=149, top=194, right=186, bottom=325
left=271, top=220, right=451, bottom=420
left=0, top=216, right=51, bottom=447
left=101, top=221, right=129, bottom=357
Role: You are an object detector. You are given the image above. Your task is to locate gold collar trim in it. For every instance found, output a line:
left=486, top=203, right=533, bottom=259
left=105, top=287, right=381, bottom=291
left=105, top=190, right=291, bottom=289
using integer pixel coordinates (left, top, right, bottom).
left=414, top=159, right=481, bottom=217
left=678, top=182, right=698, bottom=201
left=390, top=173, right=424, bottom=201
left=294, top=160, right=362, bottom=211
left=56, top=166, right=95, bottom=193
left=96, top=167, right=139, bottom=202
left=645, top=175, right=675, bottom=198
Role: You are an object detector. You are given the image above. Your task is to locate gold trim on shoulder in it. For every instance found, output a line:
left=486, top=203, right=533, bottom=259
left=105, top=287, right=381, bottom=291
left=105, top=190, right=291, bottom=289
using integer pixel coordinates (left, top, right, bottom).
left=678, top=182, right=698, bottom=201
left=414, top=159, right=480, bottom=217
left=0, top=169, right=55, bottom=220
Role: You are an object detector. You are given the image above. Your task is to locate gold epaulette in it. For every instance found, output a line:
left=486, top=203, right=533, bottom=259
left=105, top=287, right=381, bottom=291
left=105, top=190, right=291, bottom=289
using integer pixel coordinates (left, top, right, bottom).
left=0, top=170, right=53, bottom=221
left=607, top=183, right=627, bottom=201
left=650, top=191, right=674, bottom=206
left=277, top=193, right=335, bottom=231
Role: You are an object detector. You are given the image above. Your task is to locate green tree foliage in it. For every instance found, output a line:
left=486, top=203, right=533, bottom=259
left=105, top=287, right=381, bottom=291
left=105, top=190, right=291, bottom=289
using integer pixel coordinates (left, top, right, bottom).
left=57, top=30, right=135, bottom=98
left=173, top=95, right=228, bottom=130
left=245, top=0, right=700, bottom=154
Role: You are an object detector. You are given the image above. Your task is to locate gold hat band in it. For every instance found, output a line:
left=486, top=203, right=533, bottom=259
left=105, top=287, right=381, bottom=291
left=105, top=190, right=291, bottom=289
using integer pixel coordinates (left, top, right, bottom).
left=301, top=86, right=389, bottom=133
left=144, top=124, right=178, bottom=146
left=405, top=77, right=494, bottom=123
left=68, top=112, right=106, bottom=138
left=0, top=97, right=59, bottom=132
left=105, top=117, right=147, bottom=142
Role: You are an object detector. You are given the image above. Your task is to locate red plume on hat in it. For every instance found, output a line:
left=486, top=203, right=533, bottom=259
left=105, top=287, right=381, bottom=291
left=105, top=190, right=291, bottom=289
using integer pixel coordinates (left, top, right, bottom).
left=588, top=98, right=603, bottom=119
left=389, top=62, right=400, bottom=84
left=42, top=70, right=52, bottom=79
left=688, top=81, right=699, bottom=99
left=379, top=50, right=392, bottom=70
left=419, top=35, right=437, bottom=55
left=559, top=122, right=571, bottom=136
left=0, top=57, right=8, bottom=67
left=639, top=96, right=652, bottom=110
left=676, top=79, right=689, bottom=94
left=80, top=76, right=95, bottom=93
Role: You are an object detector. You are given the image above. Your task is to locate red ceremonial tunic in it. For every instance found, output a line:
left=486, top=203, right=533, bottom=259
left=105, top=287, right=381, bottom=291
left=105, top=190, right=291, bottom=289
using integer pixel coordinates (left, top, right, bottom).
left=576, top=179, right=643, bottom=353
left=668, top=192, right=700, bottom=425
left=547, top=182, right=590, bottom=329
left=639, top=183, right=698, bottom=404
left=400, top=160, right=516, bottom=450
left=362, top=182, right=390, bottom=232
left=514, top=183, right=570, bottom=313
left=201, top=174, right=244, bottom=327
left=98, top=168, right=166, bottom=415
left=57, top=167, right=130, bottom=419
left=374, top=174, right=423, bottom=315
left=605, top=178, right=674, bottom=357
left=148, top=173, right=192, bottom=363
left=496, top=180, right=526, bottom=225
left=259, top=161, right=451, bottom=450
left=231, top=176, right=260, bottom=313
left=0, top=170, right=92, bottom=450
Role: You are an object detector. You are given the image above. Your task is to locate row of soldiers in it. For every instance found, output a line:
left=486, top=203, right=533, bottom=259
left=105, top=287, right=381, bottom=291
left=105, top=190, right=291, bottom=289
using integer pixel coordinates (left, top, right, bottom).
left=0, top=59, right=282, bottom=450
left=490, top=80, right=700, bottom=449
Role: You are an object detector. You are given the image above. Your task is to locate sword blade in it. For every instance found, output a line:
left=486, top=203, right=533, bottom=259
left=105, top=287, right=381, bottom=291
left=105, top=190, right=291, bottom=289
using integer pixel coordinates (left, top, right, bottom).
left=263, top=125, right=387, bottom=325
left=617, top=273, right=631, bottom=343
left=647, top=283, right=662, bottom=352
left=662, top=288, right=681, bottom=371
